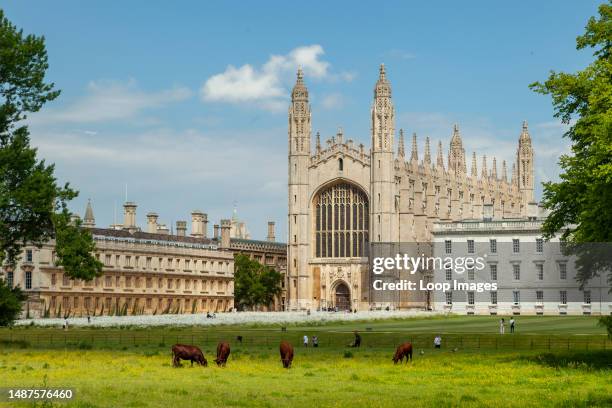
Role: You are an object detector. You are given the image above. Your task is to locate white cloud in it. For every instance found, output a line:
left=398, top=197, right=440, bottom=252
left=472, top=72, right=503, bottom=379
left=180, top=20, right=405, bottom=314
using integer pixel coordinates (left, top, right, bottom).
left=201, top=45, right=348, bottom=111
left=31, top=80, right=192, bottom=124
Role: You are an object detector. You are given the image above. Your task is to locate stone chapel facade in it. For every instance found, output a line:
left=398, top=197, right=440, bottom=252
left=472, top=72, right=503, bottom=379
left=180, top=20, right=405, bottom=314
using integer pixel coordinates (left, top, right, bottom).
left=286, top=65, right=535, bottom=311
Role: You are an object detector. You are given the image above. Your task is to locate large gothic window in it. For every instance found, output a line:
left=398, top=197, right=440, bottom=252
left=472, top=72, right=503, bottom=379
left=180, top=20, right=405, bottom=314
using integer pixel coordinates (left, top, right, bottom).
left=314, top=182, right=369, bottom=258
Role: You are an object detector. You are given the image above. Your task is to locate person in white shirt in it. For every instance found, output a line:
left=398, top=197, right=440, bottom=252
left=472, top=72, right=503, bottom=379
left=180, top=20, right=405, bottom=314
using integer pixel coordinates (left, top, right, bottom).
left=434, top=335, right=442, bottom=349
left=500, top=318, right=505, bottom=334
left=303, top=335, right=309, bottom=347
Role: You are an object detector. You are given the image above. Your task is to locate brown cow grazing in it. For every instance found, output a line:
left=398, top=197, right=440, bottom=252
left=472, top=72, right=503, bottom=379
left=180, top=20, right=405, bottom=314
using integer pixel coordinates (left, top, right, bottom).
left=279, top=340, right=294, bottom=368
left=392, top=342, right=413, bottom=364
left=171, top=344, right=208, bottom=367
left=214, top=342, right=231, bottom=367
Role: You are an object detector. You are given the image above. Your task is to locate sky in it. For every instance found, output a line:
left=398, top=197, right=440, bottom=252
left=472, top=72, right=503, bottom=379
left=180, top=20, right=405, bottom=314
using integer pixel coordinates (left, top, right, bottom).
left=2, top=1, right=602, bottom=241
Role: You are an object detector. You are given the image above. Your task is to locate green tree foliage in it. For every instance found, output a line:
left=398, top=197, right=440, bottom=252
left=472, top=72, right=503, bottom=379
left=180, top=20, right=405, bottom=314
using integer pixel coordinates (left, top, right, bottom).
left=233, top=253, right=282, bottom=310
left=0, top=277, right=26, bottom=326
left=0, top=9, right=102, bottom=283
left=599, top=316, right=612, bottom=338
left=530, top=3, right=612, bottom=287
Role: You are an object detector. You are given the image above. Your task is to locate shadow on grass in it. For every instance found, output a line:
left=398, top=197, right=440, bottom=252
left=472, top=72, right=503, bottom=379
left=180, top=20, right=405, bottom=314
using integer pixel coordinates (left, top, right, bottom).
left=522, top=350, right=612, bottom=370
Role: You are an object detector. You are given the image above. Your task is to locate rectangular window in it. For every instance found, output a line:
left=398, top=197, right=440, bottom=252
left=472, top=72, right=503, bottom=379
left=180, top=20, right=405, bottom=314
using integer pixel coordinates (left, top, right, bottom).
left=445, top=240, right=452, bottom=254
left=467, top=291, right=475, bottom=305
left=51, top=273, right=56, bottom=286
left=536, top=238, right=544, bottom=253
left=512, top=239, right=520, bottom=253
left=445, top=267, right=452, bottom=281
left=115, top=255, right=120, bottom=266
left=445, top=291, right=452, bottom=305
left=536, top=290, right=543, bottom=303
left=146, top=298, right=152, bottom=308
left=146, top=257, right=152, bottom=269
left=125, top=277, right=131, bottom=288
left=125, top=256, right=131, bottom=267
left=105, top=276, right=112, bottom=287
left=513, top=264, right=520, bottom=280
left=559, top=263, right=567, bottom=280
left=489, top=239, right=497, bottom=254
left=513, top=290, right=520, bottom=304
left=467, top=268, right=474, bottom=280
left=490, top=264, right=497, bottom=281
left=62, top=275, right=70, bottom=286
left=536, top=263, right=544, bottom=280
left=26, top=249, right=33, bottom=262
left=467, top=240, right=475, bottom=254
left=560, top=290, right=567, bottom=305
left=105, top=255, right=111, bottom=266
left=7, top=271, right=14, bottom=287
left=25, top=271, right=32, bottom=289
left=168, top=279, right=173, bottom=289
left=583, top=290, right=591, bottom=304
left=146, top=278, right=152, bottom=288
left=490, top=291, right=497, bottom=305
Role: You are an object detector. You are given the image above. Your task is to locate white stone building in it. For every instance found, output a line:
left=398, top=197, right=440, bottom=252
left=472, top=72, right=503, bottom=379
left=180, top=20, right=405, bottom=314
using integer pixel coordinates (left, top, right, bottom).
left=432, top=205, right=611, bottom=315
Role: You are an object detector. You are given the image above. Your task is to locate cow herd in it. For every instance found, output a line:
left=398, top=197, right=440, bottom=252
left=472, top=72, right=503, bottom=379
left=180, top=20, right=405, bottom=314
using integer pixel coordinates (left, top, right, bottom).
left=171, top=339, right=414, bottom=369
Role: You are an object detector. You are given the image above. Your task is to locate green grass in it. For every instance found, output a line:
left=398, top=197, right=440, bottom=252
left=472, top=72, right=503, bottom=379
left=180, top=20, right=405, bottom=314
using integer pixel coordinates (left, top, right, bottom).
left=0, top=316, right=610, bottom=407
left=1, top=346, right=610, bottom=407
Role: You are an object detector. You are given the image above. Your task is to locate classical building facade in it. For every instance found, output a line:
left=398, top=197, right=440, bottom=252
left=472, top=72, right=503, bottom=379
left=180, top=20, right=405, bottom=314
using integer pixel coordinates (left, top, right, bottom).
left=432, top=207, right=611, bottom=315
left=287, top=65, right=535, bottom=311
left=4, top=201, right=286, bottom=317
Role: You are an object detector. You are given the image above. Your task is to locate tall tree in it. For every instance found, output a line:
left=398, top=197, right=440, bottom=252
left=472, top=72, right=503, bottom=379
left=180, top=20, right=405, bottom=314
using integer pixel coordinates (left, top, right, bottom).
left=233, top=254, right=282, bottom=311
left=530, top=2, right=612, bottom=288
left=0, top=9, right=102, bottom=282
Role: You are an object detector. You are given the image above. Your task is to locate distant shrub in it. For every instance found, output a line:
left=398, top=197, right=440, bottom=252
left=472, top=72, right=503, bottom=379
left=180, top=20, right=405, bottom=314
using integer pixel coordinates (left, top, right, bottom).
left=0, top=339, right=30, bottom=349
left=343, top=350, right=353, bottom=359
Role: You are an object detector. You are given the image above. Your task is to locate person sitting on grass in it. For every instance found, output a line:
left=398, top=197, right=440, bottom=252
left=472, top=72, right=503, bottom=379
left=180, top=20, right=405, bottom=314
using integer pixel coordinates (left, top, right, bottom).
left=434, top=335, right=441, bottom=349
left=350, top=331, right=361, bottom=348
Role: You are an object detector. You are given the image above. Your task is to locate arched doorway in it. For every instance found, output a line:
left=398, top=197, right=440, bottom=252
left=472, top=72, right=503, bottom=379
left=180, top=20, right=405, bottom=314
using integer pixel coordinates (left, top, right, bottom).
left=334, top=282, right=351, bottom=311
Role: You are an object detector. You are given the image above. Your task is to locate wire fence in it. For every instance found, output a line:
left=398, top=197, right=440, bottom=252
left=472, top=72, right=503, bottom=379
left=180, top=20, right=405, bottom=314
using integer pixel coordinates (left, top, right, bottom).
left=1, top=331, right=610, bottom=352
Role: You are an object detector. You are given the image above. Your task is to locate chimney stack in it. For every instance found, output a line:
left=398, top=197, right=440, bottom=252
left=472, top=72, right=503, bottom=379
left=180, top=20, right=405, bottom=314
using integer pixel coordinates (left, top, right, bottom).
left=146, top=212, right=158, bottom=233
left=191, top=210, right=205, bottom=238
left=123, top=202, right=137, bottom=229
left=266, top=221, right=276, bottom=242
left=213, top=224, right=220, bottom=240
left=220, top=219, right=231, bottom=249
left=176, top=220, right=187, bottom=237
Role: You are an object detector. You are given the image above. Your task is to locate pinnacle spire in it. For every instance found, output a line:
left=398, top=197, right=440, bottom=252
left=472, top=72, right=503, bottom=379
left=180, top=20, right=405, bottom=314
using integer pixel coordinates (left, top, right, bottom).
left=502, top=160, right=508, bottom=182
left=481, top=155, right=488, bottom=179
left=374, top=63, right=391, bottom=99
left=83, top=199, right=95, bottom=228
left=379, top=63, right=386, bottom=80
left=410, top=132, right=418, bottom=162
left=316, top=131, right=321, bottom=152
left=397, top=129, right=405, bottom=157
left=424, top=137, right=431, bottom=164
left=291, top=67, right=308, bottom=102
left=471, top=152, right=477, bottom=177
left=436, top=140, right=445, bottom=169
left=519, top=120, right=531, bottom=142
left=491, top=157, right=498, bottom=179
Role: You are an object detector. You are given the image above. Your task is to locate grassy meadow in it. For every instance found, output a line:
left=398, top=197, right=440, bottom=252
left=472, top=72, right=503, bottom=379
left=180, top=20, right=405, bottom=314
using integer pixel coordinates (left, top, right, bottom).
left=0, top=315, right=611, bottom=407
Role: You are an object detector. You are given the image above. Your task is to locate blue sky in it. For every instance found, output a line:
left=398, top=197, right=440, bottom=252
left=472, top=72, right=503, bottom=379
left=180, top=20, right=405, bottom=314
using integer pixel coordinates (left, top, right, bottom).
left=2, top=1, right=601, bottom=240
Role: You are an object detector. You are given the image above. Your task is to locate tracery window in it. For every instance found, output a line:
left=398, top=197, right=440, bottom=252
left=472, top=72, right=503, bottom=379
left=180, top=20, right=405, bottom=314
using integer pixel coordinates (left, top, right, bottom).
left=314, top=183, right=369, bottom=258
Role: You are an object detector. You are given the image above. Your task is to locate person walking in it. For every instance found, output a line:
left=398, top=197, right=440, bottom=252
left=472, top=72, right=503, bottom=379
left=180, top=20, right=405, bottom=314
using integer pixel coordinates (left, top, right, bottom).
left=510, top=317, right=515, bottom=333
left=434, top=335, right=442, bottom=349
left=312, top=335, right=319, bottom=348
left=303, top=334, right=309, bottom=347
left=499, top=318, right=505, bottom=334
